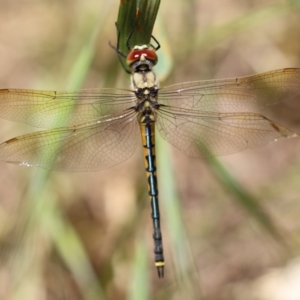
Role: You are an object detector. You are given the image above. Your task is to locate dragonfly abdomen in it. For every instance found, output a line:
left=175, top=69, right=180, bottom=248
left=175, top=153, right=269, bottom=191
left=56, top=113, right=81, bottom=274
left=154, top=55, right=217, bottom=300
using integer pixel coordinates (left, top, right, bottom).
left=138, top=112, right=165, bottom=278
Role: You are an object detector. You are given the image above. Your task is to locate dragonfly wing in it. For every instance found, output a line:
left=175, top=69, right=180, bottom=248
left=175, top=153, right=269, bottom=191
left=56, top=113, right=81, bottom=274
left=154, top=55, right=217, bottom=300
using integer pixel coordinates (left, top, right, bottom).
left=156, top=106, right=297, bottom=157
left=0, top=88, right=135, bottom=128
left=0, top=110, right=139, bottom=171
left=159, top=68, right=300, bottom=113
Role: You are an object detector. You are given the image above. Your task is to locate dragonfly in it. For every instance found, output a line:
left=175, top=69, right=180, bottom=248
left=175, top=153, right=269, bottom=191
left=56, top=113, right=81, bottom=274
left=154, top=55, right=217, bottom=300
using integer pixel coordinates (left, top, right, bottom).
left=0, top=31, right=299, bottom=278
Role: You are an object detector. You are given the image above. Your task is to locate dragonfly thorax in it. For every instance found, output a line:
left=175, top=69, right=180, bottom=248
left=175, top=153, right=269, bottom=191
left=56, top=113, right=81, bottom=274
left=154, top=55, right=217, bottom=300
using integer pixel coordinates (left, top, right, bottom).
left=137, top=101, right=157, bottom=124
left=131, top=68, right=158, bottom=90
left=132, top=65, right=159, bottom=106
left=134, top=85, right=159, bottom=124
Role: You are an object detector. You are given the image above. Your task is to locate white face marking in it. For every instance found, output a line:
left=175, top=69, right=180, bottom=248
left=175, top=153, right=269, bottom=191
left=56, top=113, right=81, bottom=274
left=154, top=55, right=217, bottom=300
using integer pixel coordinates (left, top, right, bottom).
left=133, top=45, right=148, bottom=50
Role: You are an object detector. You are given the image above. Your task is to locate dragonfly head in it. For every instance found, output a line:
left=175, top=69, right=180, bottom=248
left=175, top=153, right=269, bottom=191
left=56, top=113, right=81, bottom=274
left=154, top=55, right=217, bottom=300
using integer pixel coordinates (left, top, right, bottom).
left=126, top=45, right=158, bottom=72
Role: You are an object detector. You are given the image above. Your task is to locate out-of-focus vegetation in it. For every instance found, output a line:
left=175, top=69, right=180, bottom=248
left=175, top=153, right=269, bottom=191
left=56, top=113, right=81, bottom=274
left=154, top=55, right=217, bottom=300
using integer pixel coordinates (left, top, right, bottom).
left=0, top=0, right=300, bottom=299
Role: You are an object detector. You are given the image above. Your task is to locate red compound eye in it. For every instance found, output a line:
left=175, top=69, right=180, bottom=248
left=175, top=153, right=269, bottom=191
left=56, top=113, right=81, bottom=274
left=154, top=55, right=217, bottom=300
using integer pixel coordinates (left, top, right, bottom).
left=126, top=48, right=158, bottom=67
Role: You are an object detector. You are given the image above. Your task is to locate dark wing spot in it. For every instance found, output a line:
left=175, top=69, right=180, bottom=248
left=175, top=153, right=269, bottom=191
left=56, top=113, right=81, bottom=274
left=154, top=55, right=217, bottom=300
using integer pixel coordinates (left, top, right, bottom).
left=5, top=137, right=18, bottom=144
left=283, top=68, right=297, bottom=73
left=271, top=122, right=280, bottom=132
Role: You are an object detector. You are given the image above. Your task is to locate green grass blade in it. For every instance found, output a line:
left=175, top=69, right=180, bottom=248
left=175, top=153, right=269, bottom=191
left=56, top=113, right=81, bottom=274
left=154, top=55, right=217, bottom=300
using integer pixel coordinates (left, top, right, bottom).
left=115, top=0, right=160, bottom=67
left=128, top=238, right=150, bottom=300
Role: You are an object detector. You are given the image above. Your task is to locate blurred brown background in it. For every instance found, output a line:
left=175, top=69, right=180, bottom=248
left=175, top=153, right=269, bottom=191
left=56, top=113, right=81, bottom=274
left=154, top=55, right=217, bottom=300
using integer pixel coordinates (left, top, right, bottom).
left=0, top=0, right=300, bottom=299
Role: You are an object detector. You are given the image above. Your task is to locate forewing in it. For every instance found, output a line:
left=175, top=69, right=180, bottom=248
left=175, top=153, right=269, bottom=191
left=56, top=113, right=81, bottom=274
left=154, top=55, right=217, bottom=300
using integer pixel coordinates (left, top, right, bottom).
left=156, top=106, right=297, bottom=157
left=0, top=88, right=135, bottom=128
left=159, top=68, right=300, bottom=113
left=0, top=110, right=139, bottom=171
